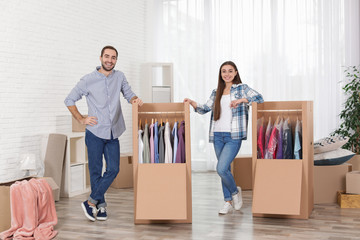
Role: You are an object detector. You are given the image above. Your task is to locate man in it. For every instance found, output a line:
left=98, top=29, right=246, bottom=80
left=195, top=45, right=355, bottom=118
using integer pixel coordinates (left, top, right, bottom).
left=64, top=46, right=143, bottom=221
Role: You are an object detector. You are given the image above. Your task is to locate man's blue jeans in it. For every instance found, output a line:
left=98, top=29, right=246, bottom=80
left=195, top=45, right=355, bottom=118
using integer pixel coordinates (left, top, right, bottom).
left=213, top=132, right=241, bottom=201
left=85, top=129, right=120, bottom=208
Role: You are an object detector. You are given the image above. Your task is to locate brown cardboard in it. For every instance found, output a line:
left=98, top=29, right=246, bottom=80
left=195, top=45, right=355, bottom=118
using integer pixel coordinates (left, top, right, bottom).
left=346, top=171, right=360, bottom=194
left=110, top=153, right=133, bottom=189
left=43, top=133, right=67, bottom=201
left=132, top=103, right=192, bottom=224
left=348, top=155, right=360, bottom=171
left=337, top=191, right=360, bottom=208
left=0, top=182, right=11, bottom=233
left=252, top=159, right=303, bottom=215
left=72, top=115, right=87, bottom=132
left=0, top=177, right=59, bottom=233
left=251, top=101, right=314, bottom=219
left=314, top=164, right=352, bottom=204
left=231, top=155, right=252, bottom=190
left=136, top=164, right=187, bottom=220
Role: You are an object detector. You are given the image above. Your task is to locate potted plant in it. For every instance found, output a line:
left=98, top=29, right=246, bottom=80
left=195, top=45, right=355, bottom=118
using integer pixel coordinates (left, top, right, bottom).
left=332, top=65, right=360, bottom=168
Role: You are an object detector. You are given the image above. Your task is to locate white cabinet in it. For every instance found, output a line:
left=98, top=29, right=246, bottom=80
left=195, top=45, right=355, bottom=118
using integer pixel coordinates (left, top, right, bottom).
left=141, top=62, right=173, bottom=103
left=60, top=132, right=90, bottom=197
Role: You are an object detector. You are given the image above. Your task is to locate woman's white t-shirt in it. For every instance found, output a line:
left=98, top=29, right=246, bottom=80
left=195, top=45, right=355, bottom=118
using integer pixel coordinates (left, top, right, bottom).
left=213, top=94, right=232, bottom=132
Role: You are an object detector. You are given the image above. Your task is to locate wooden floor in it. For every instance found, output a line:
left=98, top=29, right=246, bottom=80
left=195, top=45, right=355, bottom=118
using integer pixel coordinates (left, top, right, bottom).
left=55, top=172, right=360, bottom=240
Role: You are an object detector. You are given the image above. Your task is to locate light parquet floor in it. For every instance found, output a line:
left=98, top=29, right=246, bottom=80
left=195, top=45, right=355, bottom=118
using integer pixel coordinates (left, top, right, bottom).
left=55, top=172, right=360, bottom=240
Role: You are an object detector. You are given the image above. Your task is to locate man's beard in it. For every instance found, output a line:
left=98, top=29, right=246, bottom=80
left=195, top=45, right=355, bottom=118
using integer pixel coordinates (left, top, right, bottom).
left=102, top=63, right=115, bottom=71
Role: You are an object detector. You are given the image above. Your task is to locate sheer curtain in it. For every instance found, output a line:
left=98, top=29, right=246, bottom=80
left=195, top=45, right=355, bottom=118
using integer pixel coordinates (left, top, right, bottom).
left=149, top=0, right=359, bottom=171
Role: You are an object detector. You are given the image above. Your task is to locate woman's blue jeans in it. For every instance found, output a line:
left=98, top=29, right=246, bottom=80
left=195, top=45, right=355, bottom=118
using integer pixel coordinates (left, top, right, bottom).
left=85, top=129, right=120, bottom=208
left=213, top=132, right=241, bottom=201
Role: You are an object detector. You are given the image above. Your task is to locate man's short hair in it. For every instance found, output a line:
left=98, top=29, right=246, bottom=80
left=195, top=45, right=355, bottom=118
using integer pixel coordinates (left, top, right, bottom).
left=101, top=46, right=118, bottom=59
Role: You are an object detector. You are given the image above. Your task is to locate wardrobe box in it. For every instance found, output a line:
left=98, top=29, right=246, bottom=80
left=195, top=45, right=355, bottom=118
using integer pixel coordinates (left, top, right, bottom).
left=314, top=163, right=352, bottom=204
left=110, top=153, right=133, bottom=189
left=0, top=177, right=59, bottom=232
left=346, top=171, right=360, bottom=194
left=337, top=191, right=360, bottom=208
left=348, top=155, right=360, bottom=171
left=231, top=154, right=252, bottom=190
left=72, top=115, right=87, bottom=132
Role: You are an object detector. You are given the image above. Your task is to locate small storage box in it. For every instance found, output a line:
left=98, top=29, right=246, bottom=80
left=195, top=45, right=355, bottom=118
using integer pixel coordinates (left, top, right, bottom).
left=337, top=191, right=360, bottom=208
left=346, top=171, right=360, bottom=194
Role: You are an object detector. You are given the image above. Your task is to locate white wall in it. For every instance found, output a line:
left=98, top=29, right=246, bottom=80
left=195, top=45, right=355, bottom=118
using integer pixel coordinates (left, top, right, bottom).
left=0, top=0, right=147, bottom=182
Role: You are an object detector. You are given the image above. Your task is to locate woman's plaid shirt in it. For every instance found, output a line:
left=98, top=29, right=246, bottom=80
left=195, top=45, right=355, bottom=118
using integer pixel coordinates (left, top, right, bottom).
left=195, top=83, right=264, bottom=143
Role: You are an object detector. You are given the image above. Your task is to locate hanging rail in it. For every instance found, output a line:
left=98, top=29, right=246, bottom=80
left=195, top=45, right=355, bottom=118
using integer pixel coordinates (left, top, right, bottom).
left=257, top=109, right=302, bottom=112
left=138, top=111, right=185, bottom=114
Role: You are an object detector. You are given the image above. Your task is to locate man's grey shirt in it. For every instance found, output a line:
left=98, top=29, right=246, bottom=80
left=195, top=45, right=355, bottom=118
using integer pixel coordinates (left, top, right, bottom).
left=65, top=66, right=136, bottom=139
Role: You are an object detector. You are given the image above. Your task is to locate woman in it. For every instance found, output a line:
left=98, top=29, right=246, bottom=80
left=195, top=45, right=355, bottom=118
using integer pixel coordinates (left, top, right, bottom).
left=184, top=61, right=264, bottom=214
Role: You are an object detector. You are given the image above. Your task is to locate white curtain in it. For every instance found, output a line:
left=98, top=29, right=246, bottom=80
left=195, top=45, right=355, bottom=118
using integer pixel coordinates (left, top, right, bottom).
left=150, top=0, right=359, bottom=171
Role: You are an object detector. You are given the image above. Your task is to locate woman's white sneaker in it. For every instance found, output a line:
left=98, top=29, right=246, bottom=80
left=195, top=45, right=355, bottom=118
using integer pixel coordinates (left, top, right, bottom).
left=232, top=186, right=243, bottom=210
left=219, top=201, right=233, bottom=214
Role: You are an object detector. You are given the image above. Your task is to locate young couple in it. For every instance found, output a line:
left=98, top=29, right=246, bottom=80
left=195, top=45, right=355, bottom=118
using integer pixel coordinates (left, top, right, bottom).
left=65, top=45, right=263, bottom=221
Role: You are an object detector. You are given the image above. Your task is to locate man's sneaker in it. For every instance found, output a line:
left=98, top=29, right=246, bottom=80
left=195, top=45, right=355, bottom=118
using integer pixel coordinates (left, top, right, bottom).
left=81, top=200, right=97, bottom=221
left=232, top=186, right=243, bottom=210
left=96, top=207, right=108, bottom=221
left=219, top=201, right=233, bottom=214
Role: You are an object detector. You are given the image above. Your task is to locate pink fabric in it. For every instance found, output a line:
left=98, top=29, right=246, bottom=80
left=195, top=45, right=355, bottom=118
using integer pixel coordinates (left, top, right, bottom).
left=266, top=127, right=279, bottom=159
left=257, top=125, right=265, bottom=159
left=0, top=179, right=57, bottom=240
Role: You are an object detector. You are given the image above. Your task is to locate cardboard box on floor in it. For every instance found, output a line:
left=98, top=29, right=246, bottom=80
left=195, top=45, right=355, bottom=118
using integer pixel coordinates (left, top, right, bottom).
left=348, top=155, right=360, bottom=171
left=346, top=171, right=360, bottom=195
left=314, top=163, right=352, bottom=204
left=0, top=177, right=59, bottom=233
left=110, top=153, right=133, bottom=189
left=231, top=154, right=252, bottom=190
left=338, top=190, right=360, bottom=208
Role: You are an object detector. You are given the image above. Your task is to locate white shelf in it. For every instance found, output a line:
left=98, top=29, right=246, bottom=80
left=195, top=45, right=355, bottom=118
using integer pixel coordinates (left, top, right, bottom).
left=60, top=132, right=90, bottom=198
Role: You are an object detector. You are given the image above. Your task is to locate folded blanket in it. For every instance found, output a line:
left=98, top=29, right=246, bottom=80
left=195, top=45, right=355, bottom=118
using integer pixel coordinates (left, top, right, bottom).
left=0, top=179, right=57, bottom=240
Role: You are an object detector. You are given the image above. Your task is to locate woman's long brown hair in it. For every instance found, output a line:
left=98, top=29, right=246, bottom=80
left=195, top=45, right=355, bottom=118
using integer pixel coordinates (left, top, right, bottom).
left=213, top=61, right=242, bottom=121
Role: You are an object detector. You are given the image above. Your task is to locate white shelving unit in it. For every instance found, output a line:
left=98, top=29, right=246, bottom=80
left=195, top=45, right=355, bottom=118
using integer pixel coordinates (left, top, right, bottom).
left=142, top=62, right=173, bottom=103
left=60, top=132, right=90, bottom=197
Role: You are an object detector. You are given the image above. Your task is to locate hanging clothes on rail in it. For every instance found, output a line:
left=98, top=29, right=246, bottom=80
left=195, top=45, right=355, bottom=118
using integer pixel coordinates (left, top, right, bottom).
left=138, top=129, right=144, bottom=164
left=264, top=118, right=273, bottom=159
left=172, top=121, right=178, bottom=163
left=158, top=123, right=165, bottom=163
left=150, top=122, right=155, bottom=163
left=176, top=121, right=186, bottom=163
left=275, top=118, right=284, bottom=159
left=294, top=119, right=302, bottom=159
left=282, top=118, right=293, bottom=159
left=266, top=117, right=279, bottom=159
left=257, top=117, right=265, bottom=159
left=154, top=121, right=159, bottom=163
left=164, top=122, right=173, bottom=163
left=143, top=123, right=150, bottom=163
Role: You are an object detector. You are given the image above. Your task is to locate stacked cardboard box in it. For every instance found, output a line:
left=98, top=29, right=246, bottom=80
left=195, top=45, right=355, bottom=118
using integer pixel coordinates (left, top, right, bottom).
left=338, top=170, right=360, bottom=208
